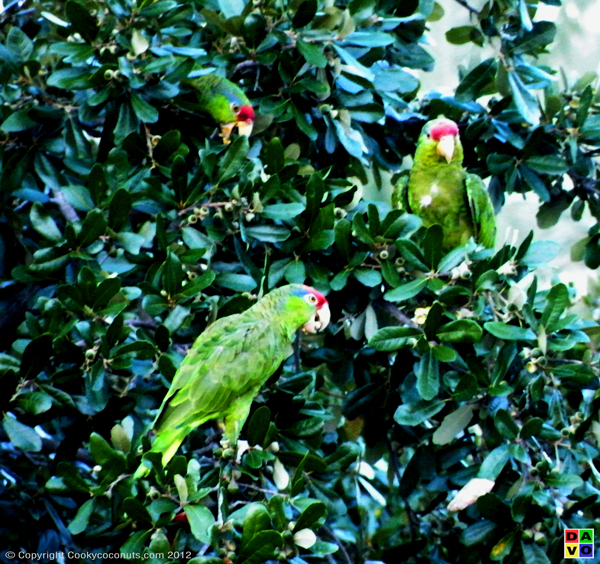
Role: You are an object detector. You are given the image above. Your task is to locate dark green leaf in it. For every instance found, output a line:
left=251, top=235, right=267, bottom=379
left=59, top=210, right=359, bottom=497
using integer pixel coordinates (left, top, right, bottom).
left=78, top=209, right=108, bottom=248
left=519, top=417, right=543, bottom=439
left=297, top=38, right=327, bottom=67
left=130, top=93, right=159, bottom=123
left=508, top=72, right=541, bottom=125
left=68, top=499, right=96, bottom=534
left=247, top=406, right=271, bottom=447
left=368, top=326, right=422, bottom=351
left=293, top=501, right=326, bottom=532
left=186, top=505, right=215, bottom=543
left=416, top=349, right=439, bottom=400
left=292, top=0, right=317, bottom=28
left=262, top=138, right=285, bottom=174
left=384, top=278, right=428, bottom=302
left=238, top=530, right=283, bottom=564
left=66, top=1, right=99, bottom=43
left=437, top=320, right=483, bottom=343
left=432, top=404, right=475, bottom=445
left=540, top=283, right=568, bottom=331
left=218, top=136, right=249, bottom=183
left=524, top=155, right=568, bottom=175
left=108, top=189, right=132, bottom=231
left=3, top=415, right=42, bottom=452
left=123, top=497, right=153, bottom=526
left=484, top=322, right=536, bottom=341
left=455, top=58, right=497, bottom=102
left=460, top=520, right=497, bottom=546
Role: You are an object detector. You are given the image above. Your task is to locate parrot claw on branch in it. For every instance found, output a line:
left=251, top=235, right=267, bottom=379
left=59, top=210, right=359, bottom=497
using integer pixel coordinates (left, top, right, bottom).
left=392, top=117, right=497, bottom=252
left=234, top=440, right=251, bottom=464
left=133, top=284, right=329, bottom=479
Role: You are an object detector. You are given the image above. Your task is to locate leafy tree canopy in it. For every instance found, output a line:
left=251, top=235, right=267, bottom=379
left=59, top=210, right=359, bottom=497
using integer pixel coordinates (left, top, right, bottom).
left=1, top=0, right=599, bottom=562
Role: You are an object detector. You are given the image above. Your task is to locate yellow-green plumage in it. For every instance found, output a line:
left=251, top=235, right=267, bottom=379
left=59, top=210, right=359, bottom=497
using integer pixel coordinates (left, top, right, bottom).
left=134, top=284, right=329, bottom=478
left=393, top=118, right=496, bottom=252
left=185, top=74, right=255, bottom=143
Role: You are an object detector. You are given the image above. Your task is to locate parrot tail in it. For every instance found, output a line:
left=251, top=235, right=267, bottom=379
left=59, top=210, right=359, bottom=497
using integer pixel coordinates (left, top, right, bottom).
left=132, top=427, right=189, bottom=480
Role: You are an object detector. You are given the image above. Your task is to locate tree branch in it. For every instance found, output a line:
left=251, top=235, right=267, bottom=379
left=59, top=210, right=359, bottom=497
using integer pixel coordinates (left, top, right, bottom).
left=568, top=170, right=600, bottom=198
left=51, top=188, right=79, bottom=223
left=384, top=435, right=419, bottom=543
left=374, top=301, right=420, bottom=329
left=452, top=0, right=479, bottom=15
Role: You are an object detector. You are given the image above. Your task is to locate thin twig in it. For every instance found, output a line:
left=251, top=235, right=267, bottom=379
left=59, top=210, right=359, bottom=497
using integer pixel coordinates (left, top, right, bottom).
left=384, top=435, right=419, bottom=543
left=51, top=188, right=79, bottom=223
left=568, top=170, right=600, bottom=197
left=323, top=525, right=353, bottom=564
left=293, top=328, right=302, bottom=373
left=452, top=0, right=479, bottom=15
left=375, top=301, right=421, bottom=329
left=239, top=483, right=280, bottom=495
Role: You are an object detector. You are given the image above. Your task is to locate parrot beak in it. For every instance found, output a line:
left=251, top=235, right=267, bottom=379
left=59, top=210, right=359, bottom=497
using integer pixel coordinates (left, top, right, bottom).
left=437, top=134, right=455, bottom=162
left=235, top=105, right=255, bottom=138
left=220, top=119, right=253, bottom=144
left=302, top=302, right=331, bottom=334
left=236, top=120, right=253, bottom=138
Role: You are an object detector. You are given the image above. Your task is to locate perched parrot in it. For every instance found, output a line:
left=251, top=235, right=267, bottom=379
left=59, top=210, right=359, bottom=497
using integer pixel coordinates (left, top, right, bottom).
left=392, top=117, right=496, bottom=252
left=186, top=74, right=255, bottom=144
left=134, top=284, right=330, bottom=478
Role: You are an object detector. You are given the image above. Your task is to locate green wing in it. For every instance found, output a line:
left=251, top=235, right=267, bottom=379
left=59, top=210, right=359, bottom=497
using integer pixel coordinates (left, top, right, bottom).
left=465, top=173, right=496, bottom=249
left=155, top=317, right=281, bottom=433
left=143, top=316, right=286, bottom=470
left=391, top=173, right=410, bottom=212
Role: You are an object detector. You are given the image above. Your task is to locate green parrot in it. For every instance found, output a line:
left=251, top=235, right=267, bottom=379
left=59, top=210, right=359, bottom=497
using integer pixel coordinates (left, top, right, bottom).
left=186, top=74, right=255, bottom=144
left=392, top=117, right=496, bottom=252
left=134, top=284, right=330, bottom=478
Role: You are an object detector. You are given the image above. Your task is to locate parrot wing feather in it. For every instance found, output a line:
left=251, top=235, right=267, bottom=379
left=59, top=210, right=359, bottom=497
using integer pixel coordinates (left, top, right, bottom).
left=465, top=173, right=496, bottom=249
left=392, top=173, right=411, bottom=212
left=153, top=317, right=280, bottom=435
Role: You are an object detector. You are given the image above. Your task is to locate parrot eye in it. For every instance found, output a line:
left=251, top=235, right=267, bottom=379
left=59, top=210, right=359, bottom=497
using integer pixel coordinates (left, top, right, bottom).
left=305, top=294, right=318, bottom=305
left=231, top=103, right=240, bottom=113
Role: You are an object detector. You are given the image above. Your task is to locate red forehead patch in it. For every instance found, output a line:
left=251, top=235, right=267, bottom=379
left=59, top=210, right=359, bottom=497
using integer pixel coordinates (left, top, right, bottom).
left=237, top=105, right=255, bottom=122
left=430, top=120, right=459, bottom=141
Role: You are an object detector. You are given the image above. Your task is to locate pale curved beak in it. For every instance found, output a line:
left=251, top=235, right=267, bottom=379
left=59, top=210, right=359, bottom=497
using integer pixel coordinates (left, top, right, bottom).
left=437, top=134, right=455, bottom=162
left=236, top=120, right=253, bottom=137
left=302, top=302, right=331, bottom=333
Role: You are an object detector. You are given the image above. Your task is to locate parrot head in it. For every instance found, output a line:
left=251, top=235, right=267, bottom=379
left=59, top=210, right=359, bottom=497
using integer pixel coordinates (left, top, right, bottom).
left=186, top=74, right=255, bottom=144
left=211, top=88, right=254, bottom=144
left=420, top=118, right=460, bottom=163
left=296, top=285, right=330, bottom=334
left=269, top=284, right=330, bottom=334
left=233, top=104, right=255, bottom=137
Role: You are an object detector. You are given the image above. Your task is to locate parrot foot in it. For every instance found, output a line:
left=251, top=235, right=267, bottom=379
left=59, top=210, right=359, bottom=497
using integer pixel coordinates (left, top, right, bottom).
left=219, top=438, right=252, bottom=464
left=235, top=440, right=251, bottom=464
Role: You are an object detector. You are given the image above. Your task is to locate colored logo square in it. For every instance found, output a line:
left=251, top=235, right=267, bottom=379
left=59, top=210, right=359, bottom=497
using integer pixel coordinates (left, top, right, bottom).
left=580, top=530, right=594, bottom=543
left=579, top=544, right=594, bottom=558
left=565, top=529, right=579, bottom=543
left=565, top=544, right=579, bottom=558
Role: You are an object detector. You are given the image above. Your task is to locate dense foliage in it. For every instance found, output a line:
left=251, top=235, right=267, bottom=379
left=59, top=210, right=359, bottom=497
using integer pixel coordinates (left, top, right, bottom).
left=1, top=0, right=600, bottom=562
